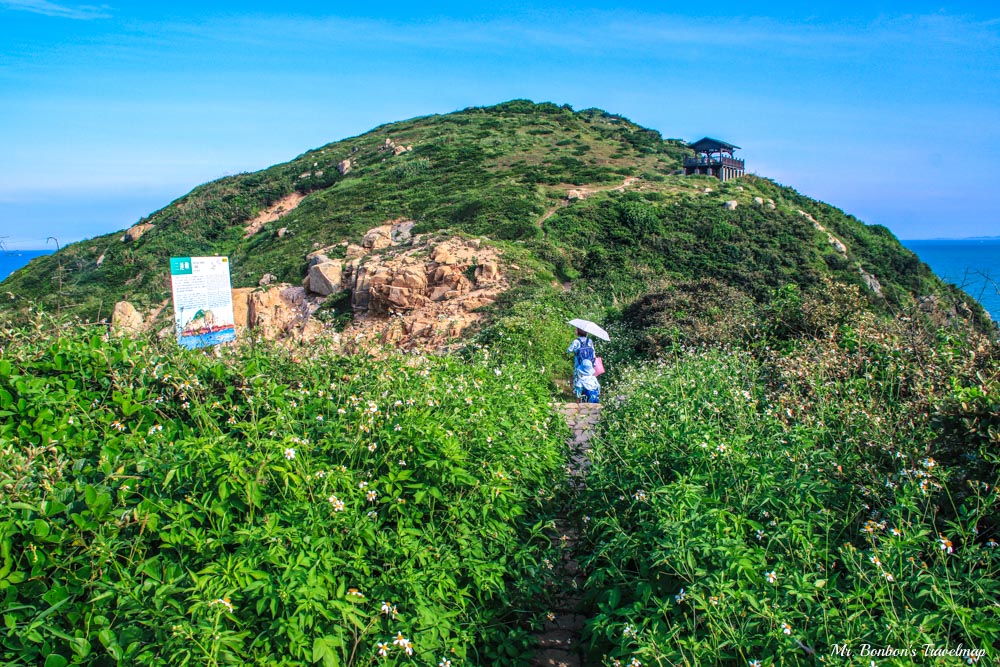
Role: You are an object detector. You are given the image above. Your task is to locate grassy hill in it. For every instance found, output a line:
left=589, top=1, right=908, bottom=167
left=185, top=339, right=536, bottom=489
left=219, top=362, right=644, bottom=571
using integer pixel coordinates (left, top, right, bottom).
left=2, top=99, right=983, bottom=332
left=2, top=101, right=998, bottom=666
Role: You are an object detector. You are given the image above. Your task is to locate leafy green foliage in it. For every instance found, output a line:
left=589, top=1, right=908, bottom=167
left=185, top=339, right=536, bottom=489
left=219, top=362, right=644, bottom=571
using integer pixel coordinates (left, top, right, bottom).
left=2, top=99, right=997, bottom=667
left=0, top=317, right=566, bottom=666
left=579, top=315, right=1000, bottom=666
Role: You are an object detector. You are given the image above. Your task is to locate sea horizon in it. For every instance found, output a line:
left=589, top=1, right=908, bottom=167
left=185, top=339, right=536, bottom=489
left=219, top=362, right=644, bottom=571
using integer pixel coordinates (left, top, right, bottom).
left=902, top=239, right=999, bottom=323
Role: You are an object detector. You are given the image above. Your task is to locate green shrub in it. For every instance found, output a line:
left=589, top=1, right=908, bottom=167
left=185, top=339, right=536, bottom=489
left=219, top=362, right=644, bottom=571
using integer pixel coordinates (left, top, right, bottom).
left=579, top=324, right=1000, bottom=666
left=0, top=317, right=566, bottom=666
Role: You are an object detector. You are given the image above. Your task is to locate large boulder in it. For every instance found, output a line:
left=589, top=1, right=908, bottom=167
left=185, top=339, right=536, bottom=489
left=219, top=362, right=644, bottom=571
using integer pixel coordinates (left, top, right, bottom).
left=337, top=159, right=351, bottom=175
left=390, top=266, right=427, bottom=291
left=428, top=264, right=470, bottom=301
left=362, top=226, right=393, bottom=251
left=390, top=220, right=415, bottom=244
left=247, top=286, right=312, bottom=340
left=475, top=261, right=498, bottom=283
left=308, top=261, right=344, bottom=296
left=430, top=245, right=456, bottom=265
left=860, top=267, right=883, bottom=297
left=122, top=223, right=154, bottom=243
left=232, top=288, right=254, bottom=328
left=723, top=200, right=739, bottom=210
left=352, top=265, right=394, bottom=311
left=110, top=301, right=144, bottom=335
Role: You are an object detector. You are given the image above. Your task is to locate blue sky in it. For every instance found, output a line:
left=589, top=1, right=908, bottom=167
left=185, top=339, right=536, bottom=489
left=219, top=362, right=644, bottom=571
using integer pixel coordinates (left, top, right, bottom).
left=1, top=1, right=998, bottom=249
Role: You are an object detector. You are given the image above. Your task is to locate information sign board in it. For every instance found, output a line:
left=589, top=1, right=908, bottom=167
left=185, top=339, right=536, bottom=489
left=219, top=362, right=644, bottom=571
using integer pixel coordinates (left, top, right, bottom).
left=169, top=256, right=237, bottom=349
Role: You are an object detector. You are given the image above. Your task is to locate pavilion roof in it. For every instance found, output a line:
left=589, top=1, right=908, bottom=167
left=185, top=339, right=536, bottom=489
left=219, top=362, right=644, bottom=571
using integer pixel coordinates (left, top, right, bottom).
left=688, top=137, right=741, bottom=152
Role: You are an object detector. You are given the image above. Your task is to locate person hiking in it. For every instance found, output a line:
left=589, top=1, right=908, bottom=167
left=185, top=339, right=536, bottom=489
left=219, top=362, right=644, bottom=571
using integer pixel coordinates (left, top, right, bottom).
left=567, top=327, right=596, bottom=365
left=573, top=358, right=601, bottom=404
left=567, top=328, right=599, bottom=403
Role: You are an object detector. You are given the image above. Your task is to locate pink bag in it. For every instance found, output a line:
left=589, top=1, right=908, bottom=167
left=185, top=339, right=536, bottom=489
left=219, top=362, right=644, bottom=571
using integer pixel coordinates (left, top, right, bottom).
left=593, top=357, right=605, bottom=376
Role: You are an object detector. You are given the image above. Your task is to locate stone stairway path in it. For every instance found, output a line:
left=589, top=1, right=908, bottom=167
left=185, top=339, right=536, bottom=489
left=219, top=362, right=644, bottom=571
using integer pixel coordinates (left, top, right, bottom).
left=531, top=402, right=602, bottom=667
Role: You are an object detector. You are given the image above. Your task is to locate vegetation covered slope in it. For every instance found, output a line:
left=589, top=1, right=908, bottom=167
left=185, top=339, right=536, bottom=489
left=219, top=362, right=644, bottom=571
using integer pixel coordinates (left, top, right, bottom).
left=2, top=99, right=981, bottom=331
left=0, top=321, right=567, bottom=666
left=3, top=100, right=999, bottom=666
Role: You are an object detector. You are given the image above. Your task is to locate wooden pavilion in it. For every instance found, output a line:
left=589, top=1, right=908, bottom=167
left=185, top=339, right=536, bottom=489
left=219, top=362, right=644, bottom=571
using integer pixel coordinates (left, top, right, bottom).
left=683, top=137, right=745, bottom=181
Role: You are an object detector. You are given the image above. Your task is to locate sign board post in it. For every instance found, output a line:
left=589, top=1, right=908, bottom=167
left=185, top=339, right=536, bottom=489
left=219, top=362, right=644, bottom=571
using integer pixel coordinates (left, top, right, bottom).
left=169, top=256, right=237, bottom=349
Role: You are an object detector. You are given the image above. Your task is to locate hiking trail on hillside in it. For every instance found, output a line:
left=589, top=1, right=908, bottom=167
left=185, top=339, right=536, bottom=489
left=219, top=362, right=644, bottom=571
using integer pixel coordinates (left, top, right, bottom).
left=537, top=177, right=640, bottom=236
left=531, top=402, right=602, bottom=667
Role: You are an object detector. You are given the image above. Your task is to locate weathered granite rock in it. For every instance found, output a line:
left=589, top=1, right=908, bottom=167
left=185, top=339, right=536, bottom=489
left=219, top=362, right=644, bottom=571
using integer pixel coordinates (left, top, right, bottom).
left=308, top=261, right=344, bottom=296
left=362, top=226, right=392, bottom=251
left=431, top=245, right=456, bottom=265
left=122, top=223, right=154, bottom=243
left=860, top=267, right=883, bottom=297
left=110, top=301, right=143, bottom=335
left=390, top=220, right=415, bottom=244
left=828, top=234, right=848, bottom=254
left=391, top=266, right=428, bottom=291
left=723, top=200, right=739, bottom=210
left=247, top=285, right=312, bottom=340
left=337, top=159, right=351, bottom=175
left=475, top=261, right=499, bottom=283
left=232, top=288, right=253, bottom=328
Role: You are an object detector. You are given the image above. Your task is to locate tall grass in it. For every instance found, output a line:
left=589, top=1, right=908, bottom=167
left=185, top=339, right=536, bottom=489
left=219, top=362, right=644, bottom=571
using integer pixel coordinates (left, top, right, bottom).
left=580, top=315, right=998, bottom=666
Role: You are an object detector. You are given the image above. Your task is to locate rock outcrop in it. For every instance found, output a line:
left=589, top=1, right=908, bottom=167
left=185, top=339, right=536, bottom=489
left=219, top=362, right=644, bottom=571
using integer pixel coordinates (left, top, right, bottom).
left=860, top=267, right=883, bottom=297
left=122, top=223, right=155, bottom=243
left=110, top=301, right=144, bottom=335
left=380, top=138, right=413, bottom=156
left=308, top=261, right=344, bottom=296
left=799, top=210, right=848, bottom=255
left=112, top=221, right=507, bottom=350
left=724, top=200, right=739, bottom=210
left=301, top=227, right=508, bottom=351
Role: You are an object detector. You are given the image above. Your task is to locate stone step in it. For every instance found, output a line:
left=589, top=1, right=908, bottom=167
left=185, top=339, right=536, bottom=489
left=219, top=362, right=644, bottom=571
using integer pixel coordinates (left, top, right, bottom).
left=529, top=402, right=602, bottom=667
left=532, top=649, right=580, bottom=667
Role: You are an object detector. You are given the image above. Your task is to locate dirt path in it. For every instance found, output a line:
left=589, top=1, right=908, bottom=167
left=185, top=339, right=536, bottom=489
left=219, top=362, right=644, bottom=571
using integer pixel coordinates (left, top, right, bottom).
left=536, top=177, right=640, bottom=237
left=243, top=192, right=306, bottom=238
left=531, top=402, right=601, bottom=667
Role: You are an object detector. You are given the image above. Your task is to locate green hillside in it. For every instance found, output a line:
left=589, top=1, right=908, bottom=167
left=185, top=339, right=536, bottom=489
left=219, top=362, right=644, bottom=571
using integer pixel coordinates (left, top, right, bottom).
left=2, top=101, right=998, bottom=666
left=2, top=99, right=980, bottom=330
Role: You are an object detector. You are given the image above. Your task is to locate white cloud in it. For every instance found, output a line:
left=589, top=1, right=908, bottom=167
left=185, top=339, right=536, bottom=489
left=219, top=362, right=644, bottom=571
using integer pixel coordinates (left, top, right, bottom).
left=0, top=0, right=111, bottom=20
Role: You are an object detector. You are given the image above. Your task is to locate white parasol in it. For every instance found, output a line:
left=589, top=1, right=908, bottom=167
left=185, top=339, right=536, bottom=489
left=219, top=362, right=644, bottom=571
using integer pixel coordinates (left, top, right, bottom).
left=568, top=318, right=610, bottom=342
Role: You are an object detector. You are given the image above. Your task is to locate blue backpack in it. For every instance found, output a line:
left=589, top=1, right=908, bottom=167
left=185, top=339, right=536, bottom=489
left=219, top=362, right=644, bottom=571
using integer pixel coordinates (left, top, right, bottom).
left=575, top=337, right=595, bottom=365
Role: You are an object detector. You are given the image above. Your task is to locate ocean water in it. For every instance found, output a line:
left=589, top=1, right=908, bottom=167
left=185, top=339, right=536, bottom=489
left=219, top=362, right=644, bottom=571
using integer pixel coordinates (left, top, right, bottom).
left=902, top=240, right=1000, bottom=323
left=1, top=250, right=53, bottom=280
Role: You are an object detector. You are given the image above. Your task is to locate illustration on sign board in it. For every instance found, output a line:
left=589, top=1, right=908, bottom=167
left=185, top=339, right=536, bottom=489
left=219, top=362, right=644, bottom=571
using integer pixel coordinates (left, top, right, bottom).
left=169, top=256, right=237, bottom=349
